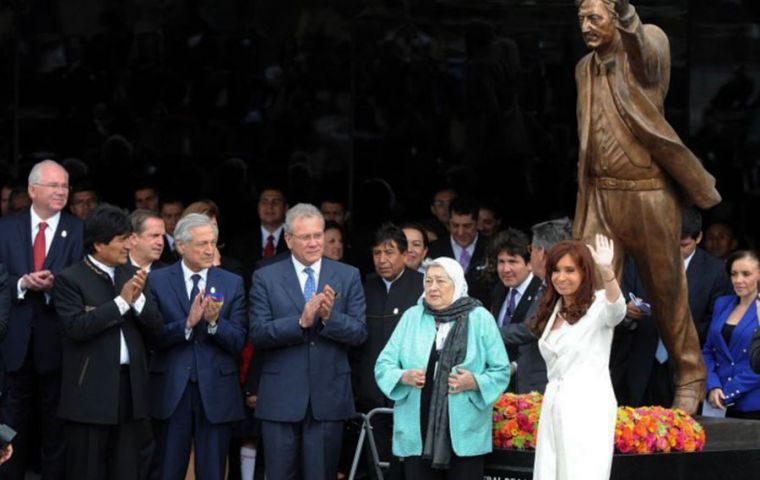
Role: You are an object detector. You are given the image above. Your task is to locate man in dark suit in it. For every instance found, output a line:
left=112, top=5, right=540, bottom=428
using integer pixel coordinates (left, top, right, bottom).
left=54, top=205, right=162, bottom=480
left=495, top=218, right=573, bottom=395
left=0, top=160, right=82, bottom=479
left=427, top=195, right=491, bottom=304
left=250, top=203, right=366, bottom=480
left=356, top=224, right=423, bottom=478
left=158, top=197, right=184, bottom=264
left=149, top=213, right=247, bottom=480
left=228, top=187, right=289, bottom=279
left=620, top=207, right=731, bottom=407
left=488, top=228, right=542, bottom=392
left=0, top=263, right=9, bottom=389
left=128, top=209, right=167, bottom=273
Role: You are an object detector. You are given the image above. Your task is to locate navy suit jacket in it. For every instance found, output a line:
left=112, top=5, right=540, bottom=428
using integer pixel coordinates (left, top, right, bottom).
left=249, top=255, right=367, bottom=422
left=0, top=264, right=9, bottom=342
left=148, top=262, right=247, bottom=424
left=703, top=295, right=760, bottom=412
left=0, top=210, right=82, bottom=372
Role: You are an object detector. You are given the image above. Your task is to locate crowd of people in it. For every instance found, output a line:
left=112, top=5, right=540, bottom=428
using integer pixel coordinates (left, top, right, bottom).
left=1, top=158, right=760, bottom=480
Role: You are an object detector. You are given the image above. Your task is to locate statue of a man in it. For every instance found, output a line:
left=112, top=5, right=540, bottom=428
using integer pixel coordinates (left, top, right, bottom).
left=573, top=0, right=721, bottom=414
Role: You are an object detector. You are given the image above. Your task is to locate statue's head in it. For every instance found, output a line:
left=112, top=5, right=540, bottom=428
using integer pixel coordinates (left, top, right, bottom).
left=577, top=0, right=618, bottom=53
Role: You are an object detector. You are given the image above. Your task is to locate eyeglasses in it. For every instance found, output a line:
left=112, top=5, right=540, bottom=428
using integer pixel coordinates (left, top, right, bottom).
left=290, top=232, right=324, bottom=242
left=34, top=183, right=69, bottom=191
left=432, top=200, right=451, bottom=208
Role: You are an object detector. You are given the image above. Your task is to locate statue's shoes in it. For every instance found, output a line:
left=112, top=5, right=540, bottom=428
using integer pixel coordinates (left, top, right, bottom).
left=671, top=380, right=706, bottom=415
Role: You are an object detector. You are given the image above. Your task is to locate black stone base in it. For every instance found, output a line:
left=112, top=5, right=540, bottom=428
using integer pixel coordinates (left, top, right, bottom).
left=484, top=416, right=760, bottom=480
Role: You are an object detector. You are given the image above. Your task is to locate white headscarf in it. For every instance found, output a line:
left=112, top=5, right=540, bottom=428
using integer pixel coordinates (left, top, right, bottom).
left=424, top=256, right=469, bottom=302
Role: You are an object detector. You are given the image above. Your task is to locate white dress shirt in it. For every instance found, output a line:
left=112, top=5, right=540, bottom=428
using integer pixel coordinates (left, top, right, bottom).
left=87, top=255, right=146, bottom=365
left=260, top=225, right=284, bottom=250
left=450, top=235, right=478, bottom=268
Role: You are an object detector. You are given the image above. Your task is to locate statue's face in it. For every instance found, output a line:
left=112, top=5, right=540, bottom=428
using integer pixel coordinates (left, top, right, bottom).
left=578, top=0, right=617, bottom=52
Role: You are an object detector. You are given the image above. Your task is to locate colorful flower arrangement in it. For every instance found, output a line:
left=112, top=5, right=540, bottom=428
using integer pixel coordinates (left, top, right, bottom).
left=615, top=405, right=705, bottom=453
left=492, top=391, right=543, bottom=450
left=492, top=393, right=706, bottom=454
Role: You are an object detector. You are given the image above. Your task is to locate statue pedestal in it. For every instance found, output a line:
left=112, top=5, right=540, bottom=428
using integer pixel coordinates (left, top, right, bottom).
left=484, top=416, right=760, bottom=480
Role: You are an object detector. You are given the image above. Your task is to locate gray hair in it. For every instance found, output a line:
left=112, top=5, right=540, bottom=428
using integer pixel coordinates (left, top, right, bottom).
left=284, top=203, right=324, bottom=234
left=129, top=209, right=163, bottom=235
left=174, top=213, right=218, bottom=243
left=28, top=160, right=68, bottom=185
left=531, top=217, right=573, bottom=251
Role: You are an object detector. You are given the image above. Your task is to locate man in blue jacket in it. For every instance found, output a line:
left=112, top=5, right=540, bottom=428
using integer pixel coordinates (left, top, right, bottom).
left=149, top=213, right=247, bottom=480
left=0, top=160, right=82, bottom=479
left=250, top=203, right=366, bottom=480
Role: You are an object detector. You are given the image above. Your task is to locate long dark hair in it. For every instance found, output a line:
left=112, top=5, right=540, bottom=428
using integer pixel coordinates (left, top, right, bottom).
left=529, top=240, right=597, bottom=337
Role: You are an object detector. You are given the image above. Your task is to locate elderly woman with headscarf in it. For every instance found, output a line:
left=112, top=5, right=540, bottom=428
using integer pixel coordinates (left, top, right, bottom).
left=375, top=257, right=509, bottom=479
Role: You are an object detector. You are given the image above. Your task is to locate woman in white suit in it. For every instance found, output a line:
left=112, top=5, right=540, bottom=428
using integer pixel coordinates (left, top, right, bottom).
left=531, top=235, right=626, bottom=480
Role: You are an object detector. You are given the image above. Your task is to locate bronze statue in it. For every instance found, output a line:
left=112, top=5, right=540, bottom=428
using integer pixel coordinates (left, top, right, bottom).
left=573, top=0, right=721, bottom=414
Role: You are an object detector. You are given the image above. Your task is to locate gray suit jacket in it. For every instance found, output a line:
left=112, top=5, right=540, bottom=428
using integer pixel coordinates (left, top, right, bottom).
left=499, top=284, right=547, bottom=394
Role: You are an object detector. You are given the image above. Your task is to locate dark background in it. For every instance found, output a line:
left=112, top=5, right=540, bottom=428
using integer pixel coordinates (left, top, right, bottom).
left=1, top=0, right=760, bottom=244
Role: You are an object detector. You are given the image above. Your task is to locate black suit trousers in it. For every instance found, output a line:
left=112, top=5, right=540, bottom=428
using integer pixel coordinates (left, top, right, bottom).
left=0, top=338, right=64, bottom=480
left=64, top=368, right=152, bottom=480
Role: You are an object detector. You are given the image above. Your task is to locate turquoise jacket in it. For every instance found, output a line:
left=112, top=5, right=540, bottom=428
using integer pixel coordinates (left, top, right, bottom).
left=374, top=304, right=509, bottom=457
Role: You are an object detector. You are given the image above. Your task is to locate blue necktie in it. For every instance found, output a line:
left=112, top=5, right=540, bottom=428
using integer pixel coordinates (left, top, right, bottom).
left=500, top=289, right=517, bottom=327
left=303, top=267, right=316, bottom=302
left=189, top=273, right=201, bottom=382
left=655, top=338, right=668, bottom=364
left=190, top=274, right=201, bottom=301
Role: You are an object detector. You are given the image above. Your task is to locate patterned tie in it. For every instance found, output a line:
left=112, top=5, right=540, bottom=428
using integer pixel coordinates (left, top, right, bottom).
left=190, top=273, right=201, bottom=302
left=263, top=234, right=275, bottom=258
left=303, top=267, right=316, bottom=302
left=33, top=222, right=48, bottom=272
left=459, top=248, right=471, bottom=272
left=500, top=289, right=518, bottom=327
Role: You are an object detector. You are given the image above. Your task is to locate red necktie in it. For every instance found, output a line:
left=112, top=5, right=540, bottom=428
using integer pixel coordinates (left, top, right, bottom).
left=263, top=234, right=275, bottom=258
left=33, top=222, right=48, bottom=272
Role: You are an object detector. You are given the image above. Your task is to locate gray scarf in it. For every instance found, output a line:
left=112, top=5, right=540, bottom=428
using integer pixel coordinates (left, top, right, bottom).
left=422, top=296, right=481, bottom=469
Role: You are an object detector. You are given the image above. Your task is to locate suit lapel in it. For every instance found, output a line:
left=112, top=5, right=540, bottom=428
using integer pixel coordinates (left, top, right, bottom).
left=169, top=262, right=191, bottom=315
left=730, top=303, right=758, bottom=354
left=317, top=260, right=335, bottom=296
left=513, top=276, right=541, bottom=323
left=491, top=283, right=507, bottom=318
left=19, top=211, right=33, bottom=272
left=282, top=261, right=306, bottom=311
left=45, top=214, right=69, bottom=270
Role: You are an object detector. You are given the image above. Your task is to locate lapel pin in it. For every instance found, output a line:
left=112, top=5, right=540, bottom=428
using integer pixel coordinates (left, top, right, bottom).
left=210, top=287, right=216, bottom=294
left=61, top=230, right=67, bottom=238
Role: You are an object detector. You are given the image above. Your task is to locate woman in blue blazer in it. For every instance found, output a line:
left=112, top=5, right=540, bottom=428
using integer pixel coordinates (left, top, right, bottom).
left=375, top=257, right=509, bottom=479
left=703, top=250, right=760, bottom=419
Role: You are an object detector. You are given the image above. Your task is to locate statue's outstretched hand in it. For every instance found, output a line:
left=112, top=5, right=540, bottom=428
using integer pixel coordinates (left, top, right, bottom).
left=587, top=234, right=615, bottom=269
